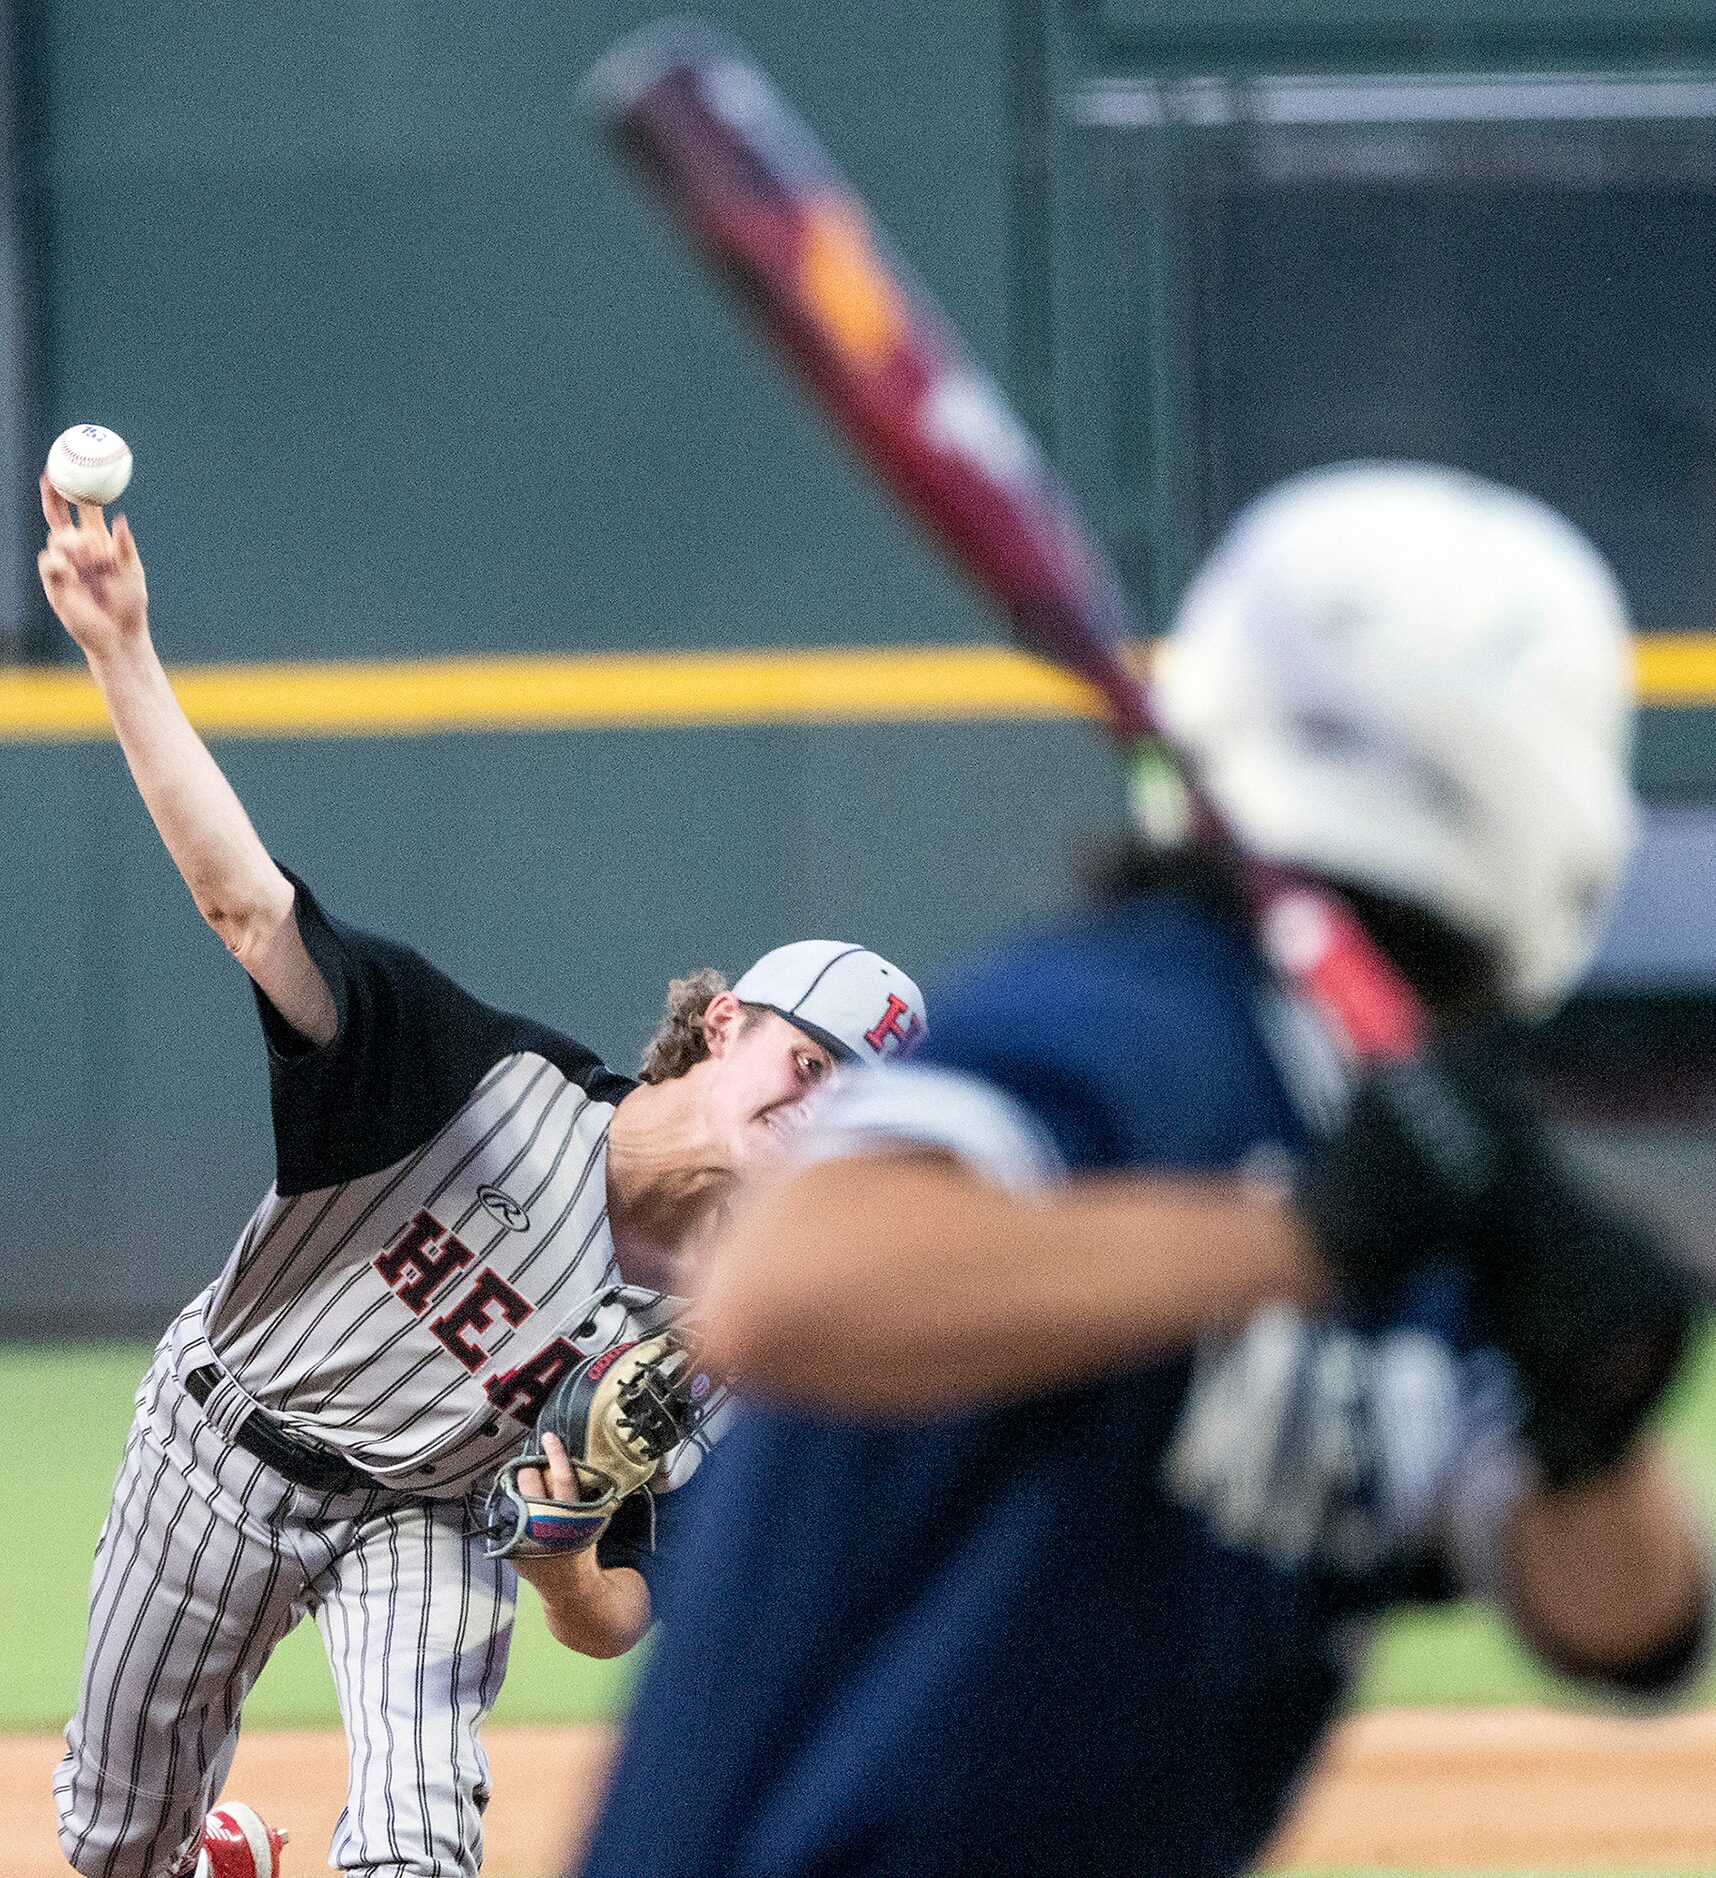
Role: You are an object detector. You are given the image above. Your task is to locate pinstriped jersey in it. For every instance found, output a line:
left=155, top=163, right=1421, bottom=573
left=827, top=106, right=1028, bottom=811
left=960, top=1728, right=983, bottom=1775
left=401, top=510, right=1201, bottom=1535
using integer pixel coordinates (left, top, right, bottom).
left=197, top=873, right=731, bottom=1505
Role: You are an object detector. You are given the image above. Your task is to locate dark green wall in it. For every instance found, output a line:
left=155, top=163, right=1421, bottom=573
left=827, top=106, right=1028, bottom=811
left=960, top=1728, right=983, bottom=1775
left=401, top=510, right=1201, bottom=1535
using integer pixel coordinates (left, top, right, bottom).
left=27, top=0, right=1011, bottom=662
left=1041, top=0, right=1716, bottom=796
left=1076, top=0, right=1716, bottom=64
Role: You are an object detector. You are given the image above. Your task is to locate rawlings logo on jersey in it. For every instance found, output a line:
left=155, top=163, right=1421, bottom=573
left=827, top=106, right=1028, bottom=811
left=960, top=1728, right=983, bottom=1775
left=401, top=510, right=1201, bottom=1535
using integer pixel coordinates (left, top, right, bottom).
left=477, top=1185, right=529, bottom=1231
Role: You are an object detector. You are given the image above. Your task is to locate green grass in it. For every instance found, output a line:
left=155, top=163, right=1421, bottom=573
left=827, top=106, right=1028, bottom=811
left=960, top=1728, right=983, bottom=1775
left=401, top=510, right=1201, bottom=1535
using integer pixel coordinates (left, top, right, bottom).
left=5, top=1331, right=1714, bottom=1735
left=0, top=1340, right=631, bottom=1731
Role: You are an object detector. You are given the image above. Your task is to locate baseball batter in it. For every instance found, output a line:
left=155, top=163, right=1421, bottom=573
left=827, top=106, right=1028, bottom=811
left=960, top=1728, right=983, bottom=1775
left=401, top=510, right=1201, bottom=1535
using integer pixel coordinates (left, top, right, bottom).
left=35, top=476, right=925, bottom=1878
left=577, top=466, right=1710, bottom=1878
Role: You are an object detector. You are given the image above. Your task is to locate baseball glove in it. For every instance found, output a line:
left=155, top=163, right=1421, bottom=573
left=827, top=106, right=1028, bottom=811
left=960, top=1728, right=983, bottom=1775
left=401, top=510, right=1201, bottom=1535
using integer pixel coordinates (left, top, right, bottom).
left=481, top=1331, right=713, bottom=1560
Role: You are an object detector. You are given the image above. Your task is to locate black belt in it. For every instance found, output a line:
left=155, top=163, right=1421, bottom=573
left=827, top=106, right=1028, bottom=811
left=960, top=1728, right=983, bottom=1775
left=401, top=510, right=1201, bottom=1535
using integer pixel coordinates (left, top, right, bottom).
left=184, top=1365, right=384, bottom=1496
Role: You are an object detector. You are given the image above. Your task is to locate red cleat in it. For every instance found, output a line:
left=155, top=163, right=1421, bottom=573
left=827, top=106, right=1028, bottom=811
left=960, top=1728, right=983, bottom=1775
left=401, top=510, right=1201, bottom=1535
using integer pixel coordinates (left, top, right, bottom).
left=193, top=1802, right=289, bottom=1878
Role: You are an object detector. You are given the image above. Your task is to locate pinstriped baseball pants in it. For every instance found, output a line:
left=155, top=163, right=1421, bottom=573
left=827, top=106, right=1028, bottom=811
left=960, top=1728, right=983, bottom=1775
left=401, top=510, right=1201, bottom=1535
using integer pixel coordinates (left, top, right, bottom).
left=55, top=1342, right=515, bottom=1878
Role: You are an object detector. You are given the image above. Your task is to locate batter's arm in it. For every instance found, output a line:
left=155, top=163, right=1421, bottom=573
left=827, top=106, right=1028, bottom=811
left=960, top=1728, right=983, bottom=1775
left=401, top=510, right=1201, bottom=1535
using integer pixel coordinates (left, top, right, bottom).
left=697, top=1156, right=1326, bottom=1413
left=36, top=477, right=336, bottom=1044
left=1501, top=1444, right=1709, bottom=1692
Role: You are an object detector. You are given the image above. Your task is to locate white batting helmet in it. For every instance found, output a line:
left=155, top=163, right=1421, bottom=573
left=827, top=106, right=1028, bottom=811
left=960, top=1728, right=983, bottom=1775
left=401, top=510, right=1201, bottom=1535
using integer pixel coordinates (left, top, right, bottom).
left=1153, top=462, right=1639, bottom=1008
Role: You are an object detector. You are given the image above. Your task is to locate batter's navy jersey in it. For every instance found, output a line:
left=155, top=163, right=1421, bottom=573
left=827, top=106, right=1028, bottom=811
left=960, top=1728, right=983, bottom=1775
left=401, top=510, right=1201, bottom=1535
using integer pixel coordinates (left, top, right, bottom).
left=577, top=890, right=1507, bottom=1878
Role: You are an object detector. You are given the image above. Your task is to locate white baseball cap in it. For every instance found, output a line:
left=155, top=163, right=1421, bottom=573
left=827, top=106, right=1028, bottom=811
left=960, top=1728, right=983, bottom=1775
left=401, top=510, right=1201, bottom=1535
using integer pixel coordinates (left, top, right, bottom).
left=1153, top=461, right=1638, bottom=1008
left=734, top=941, right=926, bottom=1063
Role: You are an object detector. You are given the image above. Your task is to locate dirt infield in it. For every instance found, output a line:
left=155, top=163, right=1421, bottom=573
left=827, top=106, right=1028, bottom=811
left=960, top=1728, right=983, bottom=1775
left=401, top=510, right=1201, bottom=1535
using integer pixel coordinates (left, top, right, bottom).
left=7, top=1708, right=1714, bottom=1875
left=1263, top=1708, right=1716, bottom=1870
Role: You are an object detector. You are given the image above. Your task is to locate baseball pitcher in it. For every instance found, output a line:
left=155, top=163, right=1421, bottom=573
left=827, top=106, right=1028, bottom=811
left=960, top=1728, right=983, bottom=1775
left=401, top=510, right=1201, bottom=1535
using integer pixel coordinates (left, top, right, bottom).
left=36, top=476, right=925, bottom=1878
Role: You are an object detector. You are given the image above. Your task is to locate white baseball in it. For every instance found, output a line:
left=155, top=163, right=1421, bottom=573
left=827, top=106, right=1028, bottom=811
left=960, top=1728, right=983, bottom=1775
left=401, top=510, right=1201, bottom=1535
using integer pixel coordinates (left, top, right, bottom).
left=46, top=423, right=133, bottom=506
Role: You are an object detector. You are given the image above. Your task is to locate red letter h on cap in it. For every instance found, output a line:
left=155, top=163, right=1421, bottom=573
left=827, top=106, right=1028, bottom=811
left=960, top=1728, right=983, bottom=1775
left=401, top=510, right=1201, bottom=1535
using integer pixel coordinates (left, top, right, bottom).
left=863, top=993, right=923, bottom=1057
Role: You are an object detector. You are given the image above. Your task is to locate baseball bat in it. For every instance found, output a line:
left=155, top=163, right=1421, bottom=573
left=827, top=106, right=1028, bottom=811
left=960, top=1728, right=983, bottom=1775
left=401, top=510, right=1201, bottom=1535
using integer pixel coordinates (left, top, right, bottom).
left=586, top=21, right=1426, bottom=1064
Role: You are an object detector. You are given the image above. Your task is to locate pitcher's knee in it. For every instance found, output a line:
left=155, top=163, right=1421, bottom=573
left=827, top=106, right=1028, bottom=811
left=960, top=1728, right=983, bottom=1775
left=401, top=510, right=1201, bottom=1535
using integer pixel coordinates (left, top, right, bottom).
left=56, top=1766, right=201, bottom=1878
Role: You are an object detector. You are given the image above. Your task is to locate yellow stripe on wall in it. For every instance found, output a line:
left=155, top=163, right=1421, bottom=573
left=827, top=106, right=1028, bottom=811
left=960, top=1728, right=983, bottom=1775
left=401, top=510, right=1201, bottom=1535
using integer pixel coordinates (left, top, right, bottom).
left=1630, top=633, right=1716, bottom=705
left=0, top=646, right=1096, bottom=743
left=0, top=636, right=1711, bottom=744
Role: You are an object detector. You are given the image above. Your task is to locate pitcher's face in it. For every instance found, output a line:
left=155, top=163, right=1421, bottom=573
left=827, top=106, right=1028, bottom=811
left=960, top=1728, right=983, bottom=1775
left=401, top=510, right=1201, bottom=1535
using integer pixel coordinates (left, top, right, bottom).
left=698, top=996, right=837, bottom=1175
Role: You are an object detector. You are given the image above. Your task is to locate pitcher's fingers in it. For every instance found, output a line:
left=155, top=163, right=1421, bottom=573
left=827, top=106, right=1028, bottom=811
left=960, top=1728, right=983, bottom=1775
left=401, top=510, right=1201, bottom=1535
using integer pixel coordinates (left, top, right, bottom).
left=76, top=497, right=109, bottom=537
left=64, top=531, right=118, bottom=576
left=40, top=474, right=72, bottom=532
left=38, top=540, right=80, bottom=582
left=113, top=514, right=138, bottom=563
left=542, top=1431, right=579, bottom=1501
left=516, top=1465, right=548, bottom=1498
